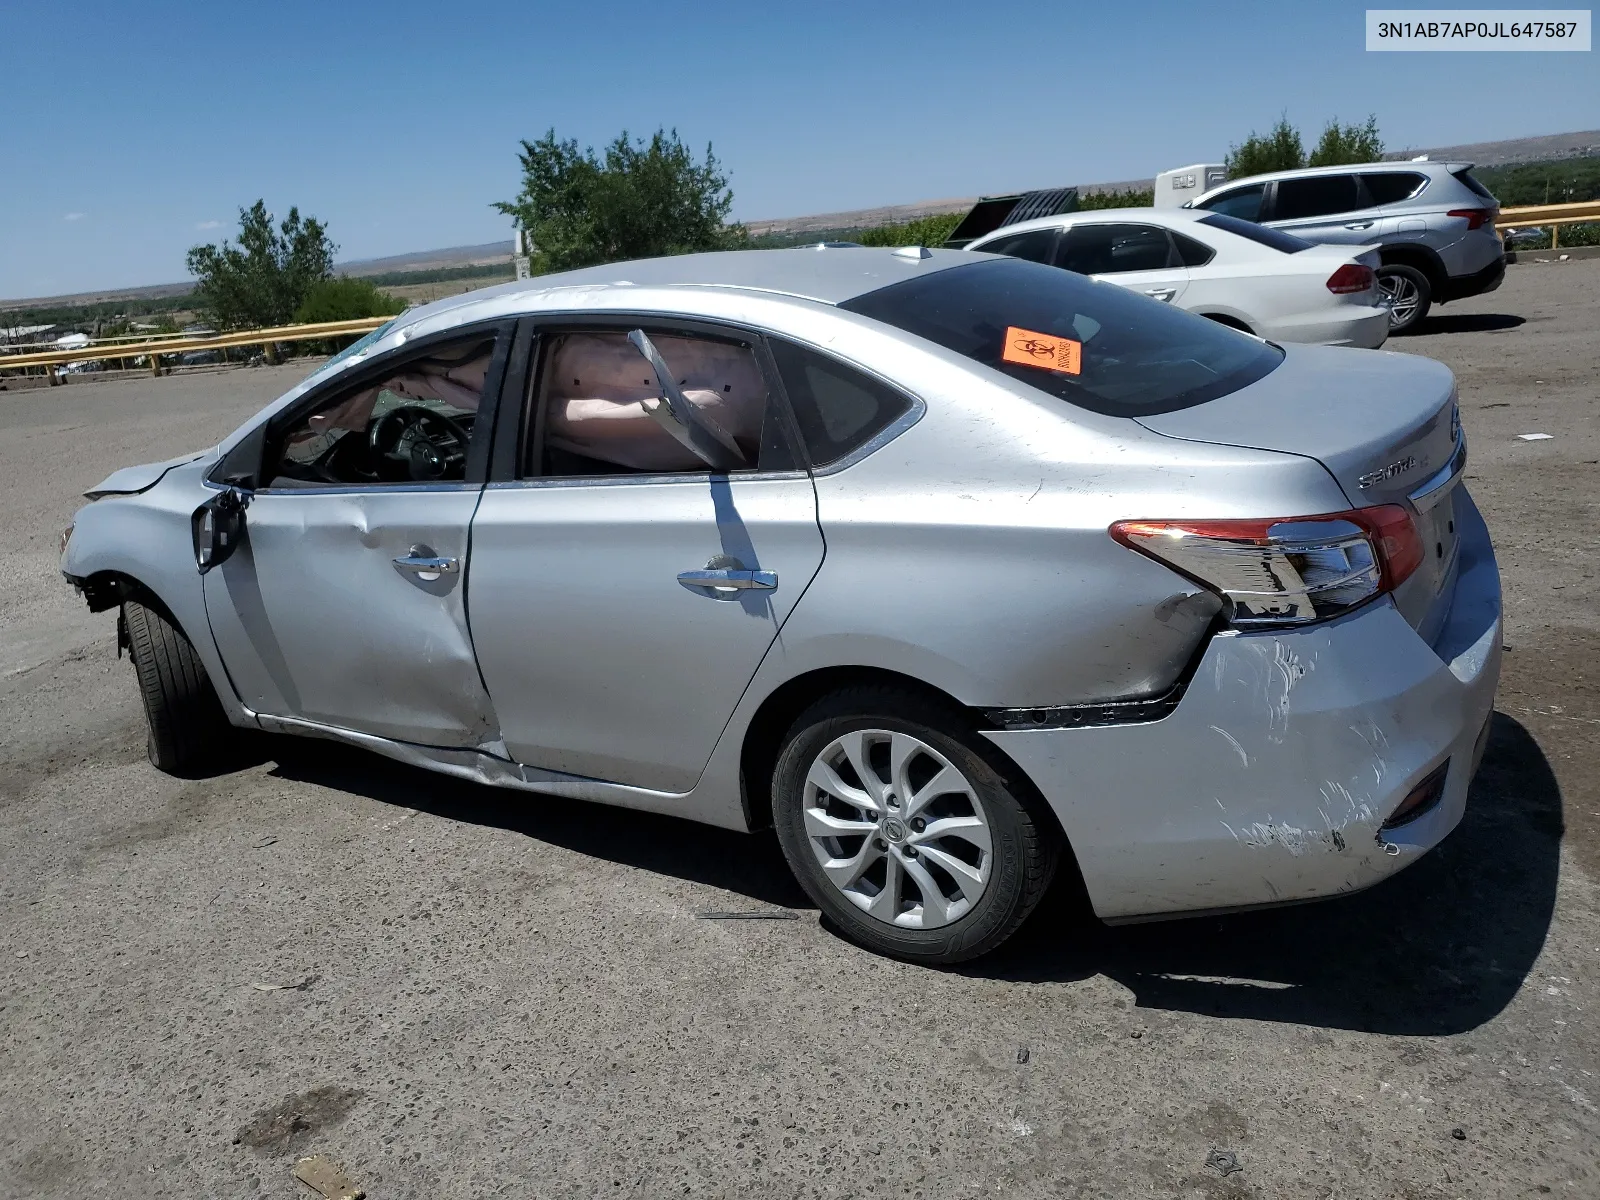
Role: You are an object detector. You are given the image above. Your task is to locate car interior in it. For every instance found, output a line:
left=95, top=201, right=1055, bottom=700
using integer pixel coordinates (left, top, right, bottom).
left=268, top=337, right=495, bottom=488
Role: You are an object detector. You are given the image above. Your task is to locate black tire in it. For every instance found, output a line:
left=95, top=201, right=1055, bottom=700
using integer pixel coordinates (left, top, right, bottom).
left=771, top=685, right=1058, bottom=964
left=1377, top=263, right=1433, bottom=334
left=123, top=598, right=232, bottom=774
left=1201, top=313, right=1253, bottom=333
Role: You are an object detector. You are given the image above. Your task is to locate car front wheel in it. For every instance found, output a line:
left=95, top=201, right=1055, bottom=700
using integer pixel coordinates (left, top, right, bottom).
left=123, top=598, right=233, bottom=775
left=1377, top=264, right=1432, bottom=333
left=772, top=686, right=1058, bottom=963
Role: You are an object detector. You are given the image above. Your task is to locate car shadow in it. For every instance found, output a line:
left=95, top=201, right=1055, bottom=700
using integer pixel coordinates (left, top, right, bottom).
left=249, top=711, right=1558, bottom=1036
left=260, top=737, right=812, bottom=910
left=965, top=713, right=1562, bottom=1035
left=1409, top=313, right=1526, bottom=336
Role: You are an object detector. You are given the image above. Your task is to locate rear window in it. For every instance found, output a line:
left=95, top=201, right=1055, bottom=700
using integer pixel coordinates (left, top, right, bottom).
left=1452, top=168, right=1497, bottom=202
left=1196, top=213, right=1313, bottom=253
left=840, top=258, right=1283, bottom=418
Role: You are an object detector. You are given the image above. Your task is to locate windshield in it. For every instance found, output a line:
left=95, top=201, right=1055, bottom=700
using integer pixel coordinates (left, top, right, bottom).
left=841, top=258, right=1283, bottom=417
left=324, top=319, right=399, bottom=370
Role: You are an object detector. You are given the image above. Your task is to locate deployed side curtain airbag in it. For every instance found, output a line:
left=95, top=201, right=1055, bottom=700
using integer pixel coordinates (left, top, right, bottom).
left=545, top=333, right=767, bottom=471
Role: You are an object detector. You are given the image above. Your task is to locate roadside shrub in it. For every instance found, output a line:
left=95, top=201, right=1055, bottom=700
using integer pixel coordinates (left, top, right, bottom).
left=1079, top=188, right=1154, bottom=210
left=855, top=213, right=964, bottom=247
left=293, top=277, right=406, bottom=324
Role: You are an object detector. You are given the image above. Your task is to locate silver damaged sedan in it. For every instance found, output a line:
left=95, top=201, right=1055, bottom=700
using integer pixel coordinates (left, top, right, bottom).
left=61, top=248, right=1503, bottom=963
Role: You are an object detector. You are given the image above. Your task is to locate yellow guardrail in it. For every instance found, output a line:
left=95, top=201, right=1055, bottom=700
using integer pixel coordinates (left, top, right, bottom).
left=1496, top=200, right=1600, bottom=248
left=1496, top=199, right=1600, bottom=227
left=0, top=316, right=393, bottom=377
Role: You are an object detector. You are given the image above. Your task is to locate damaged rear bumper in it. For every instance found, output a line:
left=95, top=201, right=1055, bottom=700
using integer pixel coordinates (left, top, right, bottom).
left=984, top=491, right=1502, bottom=923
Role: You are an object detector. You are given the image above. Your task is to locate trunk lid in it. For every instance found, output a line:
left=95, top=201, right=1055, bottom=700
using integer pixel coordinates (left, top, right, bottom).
left=1135, top=344, right=1462, bottom=637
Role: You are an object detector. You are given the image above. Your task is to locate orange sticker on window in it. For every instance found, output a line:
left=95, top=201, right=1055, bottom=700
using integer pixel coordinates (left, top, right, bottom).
left=1001, top=327, right=1081, bottom=376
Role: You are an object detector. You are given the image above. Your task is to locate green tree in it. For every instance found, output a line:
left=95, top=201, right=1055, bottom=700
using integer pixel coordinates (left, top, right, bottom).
left=1226, top=115, right=1306, bottom=179
left=185, top=200, right=336, bottom=329
left=293, top=277, right=406, bottom=323
left=1308, top=115, right=1384, bottom=167
left=494, top=128, right=741, bottom=273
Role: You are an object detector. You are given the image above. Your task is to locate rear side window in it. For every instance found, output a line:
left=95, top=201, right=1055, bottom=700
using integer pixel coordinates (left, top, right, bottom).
left=1273, top=175, right=1361, bottom=220
left=1452, top=168, right=1497, bottom=202
left=1171, top=232, right=1216, bottom=267
left=974, top=228, right=1058, bottom=264
left=1361, top=171, right=1428, bottom=205
left=768, top=340, right=914, bottom=467
left=1196, top=183, right=1264, bottom=221
left=1057, top=224, right=1175, bottom=274
left=1197, top=212, right=1314, bottom=253
left=841, top=257, right=1282, bottom=419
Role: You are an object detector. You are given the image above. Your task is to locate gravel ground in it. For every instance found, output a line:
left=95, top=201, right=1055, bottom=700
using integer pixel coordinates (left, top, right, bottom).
left=2, top=263, right=1597, bottom=1200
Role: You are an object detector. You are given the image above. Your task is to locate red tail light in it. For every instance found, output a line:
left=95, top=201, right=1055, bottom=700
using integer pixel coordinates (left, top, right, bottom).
left=1447, top=208, right=1492, bottom=230
left=1110, top=506, right=1423, bottom=628
left=1325, top=264, right=1375, bottom=294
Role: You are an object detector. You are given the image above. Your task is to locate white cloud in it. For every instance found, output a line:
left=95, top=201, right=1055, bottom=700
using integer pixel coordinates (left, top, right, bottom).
left=64, top=212, right=86, bottom=222
left=195, top=219, right=222, bottom=230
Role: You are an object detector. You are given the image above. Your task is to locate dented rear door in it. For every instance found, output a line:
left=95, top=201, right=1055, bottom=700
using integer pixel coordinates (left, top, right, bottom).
left=202, top=485, right=497, bottom=747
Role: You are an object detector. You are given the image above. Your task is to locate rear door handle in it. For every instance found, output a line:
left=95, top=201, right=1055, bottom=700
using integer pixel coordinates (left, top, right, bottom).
left=677, top=568, right=777, bottom=591
left=1344, top=221, right=1376, bottom=230
left=1143, top=287, right=1177, bottom=302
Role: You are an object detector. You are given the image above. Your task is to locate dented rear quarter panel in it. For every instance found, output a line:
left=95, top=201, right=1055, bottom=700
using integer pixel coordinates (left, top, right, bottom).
left=986, top=488, right=1502, bottom=920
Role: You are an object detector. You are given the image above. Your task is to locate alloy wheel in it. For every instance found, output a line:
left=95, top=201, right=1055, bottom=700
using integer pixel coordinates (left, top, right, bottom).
left=1378, top=273, right=1421, bottom=326
left=801, top=728, right=993, bottom=929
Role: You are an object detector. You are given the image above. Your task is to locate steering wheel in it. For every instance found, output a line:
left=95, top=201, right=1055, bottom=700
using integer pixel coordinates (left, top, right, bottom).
left=368, top=406, right=472, bottom=482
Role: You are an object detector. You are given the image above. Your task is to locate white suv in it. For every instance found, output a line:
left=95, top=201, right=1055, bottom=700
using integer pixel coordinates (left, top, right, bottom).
left=1188, top=162, right=1506, bottom=332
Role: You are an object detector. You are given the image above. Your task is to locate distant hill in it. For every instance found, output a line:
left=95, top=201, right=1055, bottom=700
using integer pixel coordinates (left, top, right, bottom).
left=7, top=127, right=1596, bottom=310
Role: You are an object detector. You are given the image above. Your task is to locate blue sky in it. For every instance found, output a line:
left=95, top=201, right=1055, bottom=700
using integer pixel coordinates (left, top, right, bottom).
left=2, top=0, right=1595, bottom=299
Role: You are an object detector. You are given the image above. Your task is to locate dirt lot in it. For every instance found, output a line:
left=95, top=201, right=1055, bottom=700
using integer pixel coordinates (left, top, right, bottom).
left=2, top=261, right=1597, bottom=1199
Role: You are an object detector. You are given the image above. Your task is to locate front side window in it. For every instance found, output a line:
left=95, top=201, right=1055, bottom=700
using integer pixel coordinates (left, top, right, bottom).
left=1361, top=172, right=1428, bottom=205
left=1273, top=175, right=1361, bottom=220
left=841, top=257, right=1282, bottom=418
left=973, top=228, right=1058, bottom=264
left=527, top=330, right=789, bottom=477
left=1058, top=224, right=1176, bottom=275
left=268, top=336, right=494, bottom=488
left=1197, top=183, right=1265, bottom=221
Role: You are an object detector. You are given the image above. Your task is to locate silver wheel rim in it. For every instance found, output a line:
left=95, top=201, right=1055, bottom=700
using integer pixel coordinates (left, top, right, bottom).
left=802, top=729, right=993, bottom=930
left=1379, top=273, right=1421, bottom=325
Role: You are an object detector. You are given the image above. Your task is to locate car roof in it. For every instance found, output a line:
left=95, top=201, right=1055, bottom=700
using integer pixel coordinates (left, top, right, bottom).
left=1193, top=160, right=1472, bottom=199
left=390, top=246, right=978, bottom=330
left=968, top=206, right=1209, bottom=241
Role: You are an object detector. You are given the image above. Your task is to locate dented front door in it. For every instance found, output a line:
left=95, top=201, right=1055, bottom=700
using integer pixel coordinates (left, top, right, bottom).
left=201, top=485, right=497, bottom=747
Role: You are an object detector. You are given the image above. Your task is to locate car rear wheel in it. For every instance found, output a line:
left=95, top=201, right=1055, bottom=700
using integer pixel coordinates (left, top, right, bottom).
left=123, top=599, right=233, bottom=775
left=1376, top=264, right=1432, bottom=333
left=771, top=686, right=1058, bottom=963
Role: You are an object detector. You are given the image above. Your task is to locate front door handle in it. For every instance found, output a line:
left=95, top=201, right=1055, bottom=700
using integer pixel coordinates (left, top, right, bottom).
left=394, top=545, right=458, bottom=577
left=1143, top=287, right=1177, bottom=302
left=1344, top=221, right=1376, bottom=230
left=677, top=568, right=777, bottom=592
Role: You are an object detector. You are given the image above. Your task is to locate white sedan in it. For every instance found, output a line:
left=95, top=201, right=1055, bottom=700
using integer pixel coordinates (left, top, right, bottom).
left=964, top=207, right=1390, bottom=348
